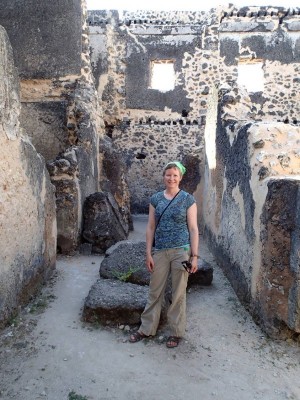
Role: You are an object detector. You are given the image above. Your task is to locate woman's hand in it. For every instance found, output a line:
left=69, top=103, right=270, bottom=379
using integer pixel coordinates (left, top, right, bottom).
left=189, top=257, right=198, bottom=274
left=146, top=254, right=155, bottom=273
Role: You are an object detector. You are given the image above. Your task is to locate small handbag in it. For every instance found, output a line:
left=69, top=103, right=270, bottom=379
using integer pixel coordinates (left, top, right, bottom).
left=152, top=190, right=181, bottom=248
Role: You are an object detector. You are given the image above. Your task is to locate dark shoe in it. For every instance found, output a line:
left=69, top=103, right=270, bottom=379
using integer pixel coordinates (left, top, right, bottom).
left=166, top=336, right=180, bottom=348
left=129, top=331, right=148, bottom=343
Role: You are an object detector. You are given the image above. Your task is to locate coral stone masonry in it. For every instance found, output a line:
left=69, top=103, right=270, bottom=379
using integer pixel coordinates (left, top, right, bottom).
left=0, top=1, right=299, bottom=337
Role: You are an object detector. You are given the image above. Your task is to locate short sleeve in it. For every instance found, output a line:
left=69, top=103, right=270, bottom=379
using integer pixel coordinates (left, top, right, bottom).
left=186, top=193, right=196, bottom=209
left=150, top=192, right=160, bottom=208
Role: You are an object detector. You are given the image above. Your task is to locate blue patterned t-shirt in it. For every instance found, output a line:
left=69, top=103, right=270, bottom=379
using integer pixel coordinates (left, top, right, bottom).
left=151, top=190, right=195, bottom=250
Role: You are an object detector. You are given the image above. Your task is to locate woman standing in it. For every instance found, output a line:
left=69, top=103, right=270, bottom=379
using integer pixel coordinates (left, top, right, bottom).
left=130, top=161, right=199, bottom=348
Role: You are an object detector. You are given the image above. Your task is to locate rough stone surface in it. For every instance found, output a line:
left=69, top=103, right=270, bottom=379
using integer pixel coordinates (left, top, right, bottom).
left=0, top=26, right=56, bottom=327
left=0, top=0, right=83, bottom=78
left=100, top=241, right=149, bottom=284
left=99, top=135, right=132, bottom=231
left=20, top=101, right=68, bottom=162
left=46, top=78, right=102, bottom=254
left=89, top=6, right=300, bottom=214
left=82, top=192, right=129, bottom=254
left=111, top=124, right=204, bottom=214
left=0, top=1, right=103, bottom=256
left=100, top=240, right=213, bottom=287
left=82, top=279, right=148, bottom=325
left=258, top=179, right=300, bottom=337
left=203, top=86, right=300, bottom=338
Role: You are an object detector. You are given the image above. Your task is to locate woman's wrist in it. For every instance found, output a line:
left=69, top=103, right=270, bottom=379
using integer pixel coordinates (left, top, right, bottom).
left=190, top=254, right=200, bottom=258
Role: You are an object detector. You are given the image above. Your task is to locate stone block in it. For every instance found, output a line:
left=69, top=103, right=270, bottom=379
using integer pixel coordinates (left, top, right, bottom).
left=82, top=279, right=148, bottom=325
left=100, top=241, right=149, bottom=285
left=100, top=240, right=213, bottom=287
left=82, top=192, right=129, bottom=254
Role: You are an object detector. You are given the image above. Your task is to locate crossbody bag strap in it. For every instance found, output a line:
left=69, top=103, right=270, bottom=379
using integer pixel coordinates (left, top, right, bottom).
left=155, top=189, right=181, bottom=231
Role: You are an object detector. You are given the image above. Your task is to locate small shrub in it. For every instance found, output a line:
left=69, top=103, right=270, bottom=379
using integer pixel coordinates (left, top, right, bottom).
left=111, top=266, right=140, bottom=282
left=68, top=390, right=88, bottom=400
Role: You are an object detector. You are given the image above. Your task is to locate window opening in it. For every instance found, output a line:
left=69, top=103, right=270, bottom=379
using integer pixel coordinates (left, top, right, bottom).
left=237, top=59, right=264, bottom=93
left=150, top=60, right=175, bottom=92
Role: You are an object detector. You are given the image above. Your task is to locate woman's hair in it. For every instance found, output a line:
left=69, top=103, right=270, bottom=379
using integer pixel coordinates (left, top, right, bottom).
left=163, top=161, right=186, bottom=177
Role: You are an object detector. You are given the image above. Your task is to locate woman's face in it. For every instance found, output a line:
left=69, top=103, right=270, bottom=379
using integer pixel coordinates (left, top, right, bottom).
left=163, top=167, right=182, bottom=189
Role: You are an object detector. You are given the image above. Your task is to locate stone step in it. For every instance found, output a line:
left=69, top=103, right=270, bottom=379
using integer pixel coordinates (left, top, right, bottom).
left=83, top=278, right=148, bottom=325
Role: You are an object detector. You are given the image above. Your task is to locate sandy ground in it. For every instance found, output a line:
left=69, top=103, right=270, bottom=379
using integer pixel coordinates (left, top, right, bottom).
left=0, top=215, right=299, bottom=400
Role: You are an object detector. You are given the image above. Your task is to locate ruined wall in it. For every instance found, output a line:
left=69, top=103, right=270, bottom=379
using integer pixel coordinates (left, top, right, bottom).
left=0, top=0, right=83, bottom=162
left=0, top=26, right=56, bottom=326
left=88, top=10, right=220, bottom=214
left=111, top=122, right=203, bottom=213
left=203, top=79, right=300, bottom=337
left=88, top=6, right=300, bottom=216
left=0, top=0, right=103, bottom=253
left=219, top=6, right=300, bottom=122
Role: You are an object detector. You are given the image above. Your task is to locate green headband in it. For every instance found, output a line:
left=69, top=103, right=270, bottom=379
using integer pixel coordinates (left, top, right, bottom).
left=165, top=161, right=186, bottom=175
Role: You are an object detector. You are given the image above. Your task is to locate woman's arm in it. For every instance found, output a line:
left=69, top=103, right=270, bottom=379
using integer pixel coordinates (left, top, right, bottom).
left=145, top=204, right=156, bottom=272
left=187, top=202, right=199, bottom=273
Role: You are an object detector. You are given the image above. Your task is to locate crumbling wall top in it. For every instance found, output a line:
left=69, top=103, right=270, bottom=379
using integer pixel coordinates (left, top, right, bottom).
left=87, top=9, right=216, bottom=26
left=221, top=5, right=300, bottom=19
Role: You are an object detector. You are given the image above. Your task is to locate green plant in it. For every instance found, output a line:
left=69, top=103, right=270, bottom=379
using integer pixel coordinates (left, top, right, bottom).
left=8, top=314, right=21, bottom=327
left=29, top=297, right=48, bottom=314
left=111, top=266, right=140, bottom=282
left=68, top=390, right=88, bottom=400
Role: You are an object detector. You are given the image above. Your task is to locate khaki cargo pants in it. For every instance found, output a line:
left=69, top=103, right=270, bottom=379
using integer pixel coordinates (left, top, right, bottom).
left=139, top=247, right=189, bottom=337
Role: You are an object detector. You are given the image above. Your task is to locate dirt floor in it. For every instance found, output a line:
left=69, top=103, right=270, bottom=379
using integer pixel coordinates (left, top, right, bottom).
left=0, top=215, right=300, bottom=400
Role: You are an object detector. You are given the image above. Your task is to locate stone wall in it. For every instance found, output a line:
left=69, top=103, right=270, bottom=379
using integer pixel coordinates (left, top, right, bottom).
left=203, top=82, right=300, bottom=337
left=219, top=6, right=300, bottom=122
left=0, top=26, right=56, bottom=327
left=88, top=10, right=220, bottom=214
left=88, top=6, right=300, bottom=217
left=111, top=122, right=203, bottom=213
left=0, top=0, right=104, bottom=254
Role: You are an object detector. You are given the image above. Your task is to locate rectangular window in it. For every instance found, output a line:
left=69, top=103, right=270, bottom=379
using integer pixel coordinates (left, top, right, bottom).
left=150, top=60, right=175, bottom=92
left=237, top=59, right=264, bottom=93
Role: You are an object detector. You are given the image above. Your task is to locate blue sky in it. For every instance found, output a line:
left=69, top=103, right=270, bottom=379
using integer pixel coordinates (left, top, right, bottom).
left=87, top=0, right=300, bottom=11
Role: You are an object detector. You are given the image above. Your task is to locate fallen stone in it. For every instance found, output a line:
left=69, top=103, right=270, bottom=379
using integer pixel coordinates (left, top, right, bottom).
left=81, top=191, right=129, bottom=254
left=100, top=240, right=213, bottom=286
left=100, top=241, right=149, bottom=285
left=82, top=279, right=148, bottom=325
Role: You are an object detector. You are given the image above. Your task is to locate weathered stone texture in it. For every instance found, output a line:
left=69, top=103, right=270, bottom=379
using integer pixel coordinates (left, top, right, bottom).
left=112, top=123, right=204, bottom=213
left=20, top=102, right=68, bottom=161
left=0, top=26, right=56, bottom=327
left=203, top=85, right=300, bottom=337
left=100, top=240, right=213, bottom=287
left=100, top=241, right=149, bottom=285
left=0, top=26, right=19, bottom=140
left=99, top=136, right=132, bottom=230
left=88, top=10, right=214, bottom=213
left=84, top=240, right=213, bottom=326
left=258, top=179, right=300, bottom=336
left=82, top=192, right=129, bottom=254
left=0, top=1, right=103, bottom=255
left=83, top=279, right=148, bottom=325
left=219, top=9, right=300, bottom=122
left=0, top=0, right=83, bottom=78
